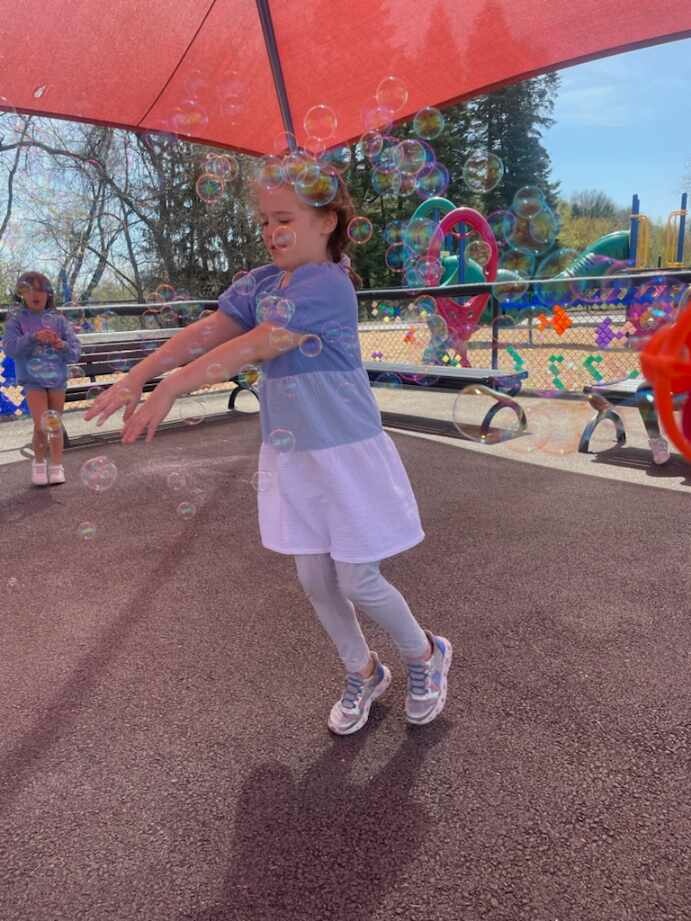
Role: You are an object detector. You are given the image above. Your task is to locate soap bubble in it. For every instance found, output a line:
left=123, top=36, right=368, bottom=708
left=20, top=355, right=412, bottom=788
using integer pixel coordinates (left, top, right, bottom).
left=77, top=522, right=97, bottom=541
left=176, top=501, right=196, bottom=520
left=401, top=217, right=436, bottom=255
left=272, top=225, right=296, bottom=250
left=320, top=145, right=352, bottom=174
left=295, top=165, right=339, bottom=207
left=232, top=271, right=257, bottom=297
left=304, top=104, right=337, bottom=140
left=359, top=131, right=384, bottom=160
left=256, top=156, right=286, bottom=190
left=40, top=410, right=62, bottom=438
left=512, top=185, right=545, bottom=218
left=166, top=470, right=186, bottom=492
left=347, top=216, right=374, bottom=245
left=205, top=153, right=239, bottom=182
left=466, top=239, right=492, bottom=268
left=495, top=274, right=530, bottom=304
left=271, top=130, right=297, bottom=155
left=195, top=173, right=224, bottom=204
left=374, top=372, right=403, bottom=390
left=238, top=365, right=261, bottom=388
left=257, top=294, right=295, bottom=325
left=156, top=284, right=176, bottom=303
left=413, top=106, right=445, bottom=140
left=362, top=100, right=394, bottom=133
left=300, top=334, right=323, bottom=358
left=529, top=208, right=559, bottom=246
left=251, top=470, right=273, bottom=493
left=396, top=139, right=427, bottom=175
left=405, top=257, right=442, bottom=287
left=269, top=327, right=298, bottom=352
left=462, top=151, right=504, bottom=193
left=452, top=385, right=523, bottom=444
left=376, top=76, right=409, bottom=114
left=283, top=149, right=317, bottom=184
left=80, top=455, right=117, bottom=493
left=415, top=163, right=449, bottom=199
left=384, top=220, right=404, bottom=245
left=385, top=243, right=407, bottom=273
left=371, top=166, right=402, bottom=198
left=487, top=209, right=516, bottom=242
left=269, top=428, right=296, bottom=453
left=500, top=250, right=535, bottom=276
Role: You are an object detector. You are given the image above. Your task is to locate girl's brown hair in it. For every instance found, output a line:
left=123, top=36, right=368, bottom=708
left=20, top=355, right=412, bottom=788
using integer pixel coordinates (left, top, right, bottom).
left=14, top=271, right=55, bottom=310
left=250, top=162, right=360, bottom=284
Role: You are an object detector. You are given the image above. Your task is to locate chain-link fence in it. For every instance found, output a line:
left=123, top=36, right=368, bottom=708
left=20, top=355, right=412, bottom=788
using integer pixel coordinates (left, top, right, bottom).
left=358, top=275, right=690, bottom=393
left=2, top=275, right=689, bottom=418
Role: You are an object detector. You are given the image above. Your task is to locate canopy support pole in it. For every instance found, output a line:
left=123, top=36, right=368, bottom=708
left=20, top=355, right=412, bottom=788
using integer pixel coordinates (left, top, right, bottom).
left=255, top=0, right=297, bottom=149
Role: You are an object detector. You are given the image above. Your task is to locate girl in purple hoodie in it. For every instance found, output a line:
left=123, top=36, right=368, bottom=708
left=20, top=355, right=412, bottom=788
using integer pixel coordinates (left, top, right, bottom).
left=2, top=272, right=81, bottom=485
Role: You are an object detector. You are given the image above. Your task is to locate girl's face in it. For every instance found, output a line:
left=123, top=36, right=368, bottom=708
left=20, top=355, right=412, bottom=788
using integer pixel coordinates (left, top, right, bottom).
left=258, top=185, right=337, bottom=272
left=18, top=281, right=49, bottom=312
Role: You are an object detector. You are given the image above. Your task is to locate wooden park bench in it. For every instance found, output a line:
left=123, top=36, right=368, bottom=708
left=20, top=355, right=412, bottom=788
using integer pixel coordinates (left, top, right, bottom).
left=364, top=359, right=528, bottom=442
left=578, top=377, right=686, bottom=465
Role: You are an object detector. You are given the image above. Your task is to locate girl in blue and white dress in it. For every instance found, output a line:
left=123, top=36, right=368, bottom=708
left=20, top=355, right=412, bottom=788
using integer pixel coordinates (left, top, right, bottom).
left=85, top=174, right=452, bottom=735
left=2, top=271, right=81, bottom=485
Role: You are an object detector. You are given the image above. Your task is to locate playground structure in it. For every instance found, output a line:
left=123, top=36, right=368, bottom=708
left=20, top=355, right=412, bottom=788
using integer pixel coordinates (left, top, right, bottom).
left=382, top=191, right=690, bottom=377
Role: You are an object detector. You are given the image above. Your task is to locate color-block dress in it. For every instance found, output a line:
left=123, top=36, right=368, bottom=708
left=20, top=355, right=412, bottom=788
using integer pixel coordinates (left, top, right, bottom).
left=2, top=307, right=81, bottom=391
left=218, top=261, right=424, bottom=564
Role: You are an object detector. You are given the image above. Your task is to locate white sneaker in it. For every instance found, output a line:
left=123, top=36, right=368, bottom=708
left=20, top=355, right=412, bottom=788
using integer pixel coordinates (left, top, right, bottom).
left=405, top=631, right=453, bottom=726
left=328, top=652, right=392, bottom=735
left=48, top=464, right=66, bottom=485
left=31, top=461, right=48, bottom=486
left=649, top=437, right=670, bottom=465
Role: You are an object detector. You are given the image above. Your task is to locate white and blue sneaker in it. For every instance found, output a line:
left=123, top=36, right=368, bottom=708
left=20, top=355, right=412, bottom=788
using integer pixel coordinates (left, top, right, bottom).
left=405, top=630, right=453, bottom=725
left=328, top=652, right=392, bottom=736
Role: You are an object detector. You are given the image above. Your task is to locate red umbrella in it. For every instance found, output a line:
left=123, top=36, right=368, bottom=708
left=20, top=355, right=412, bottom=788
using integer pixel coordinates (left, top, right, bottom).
left=0, top=0, right=689, bottom=154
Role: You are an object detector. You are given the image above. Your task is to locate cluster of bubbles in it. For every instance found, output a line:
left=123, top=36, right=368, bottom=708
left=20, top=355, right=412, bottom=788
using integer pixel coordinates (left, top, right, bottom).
left=195, top=152, right=241, bottom=205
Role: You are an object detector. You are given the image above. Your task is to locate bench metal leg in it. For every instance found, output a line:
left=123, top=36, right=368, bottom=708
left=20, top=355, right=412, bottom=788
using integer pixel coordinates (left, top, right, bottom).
left=228, top=384, right=259, bottom=411
left=579, top=395, right=626, bottom=454
left=479, top=388, right=527, bottom=439
left=62, top=421, right=71, bottom=450
left=637, top=392, right=671, bottom=464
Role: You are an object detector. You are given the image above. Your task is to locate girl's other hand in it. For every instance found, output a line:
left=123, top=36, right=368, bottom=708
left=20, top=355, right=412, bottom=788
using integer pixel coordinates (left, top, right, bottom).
left=53, top=338, right=66, bottom=349
left=121, top=383, right=175, bottom=445
left=84, top=378, right=143, bottom=426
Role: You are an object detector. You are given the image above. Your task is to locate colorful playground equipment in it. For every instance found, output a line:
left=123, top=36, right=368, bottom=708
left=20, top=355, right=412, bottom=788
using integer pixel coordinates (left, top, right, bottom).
left=403, top=190, right=689, bottom=368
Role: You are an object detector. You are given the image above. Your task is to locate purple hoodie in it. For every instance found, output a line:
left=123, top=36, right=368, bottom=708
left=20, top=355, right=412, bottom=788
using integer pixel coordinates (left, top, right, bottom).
left=2, top=307, right=81, bottom=389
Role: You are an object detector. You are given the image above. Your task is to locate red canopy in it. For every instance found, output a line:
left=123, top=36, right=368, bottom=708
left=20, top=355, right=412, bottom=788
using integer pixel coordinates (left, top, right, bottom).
left=1, top=0, right=690, bottom=155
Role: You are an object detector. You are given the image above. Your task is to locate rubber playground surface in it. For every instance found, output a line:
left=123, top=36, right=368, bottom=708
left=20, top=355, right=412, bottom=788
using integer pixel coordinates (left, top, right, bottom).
left=1, top=412, right=689, bottom=921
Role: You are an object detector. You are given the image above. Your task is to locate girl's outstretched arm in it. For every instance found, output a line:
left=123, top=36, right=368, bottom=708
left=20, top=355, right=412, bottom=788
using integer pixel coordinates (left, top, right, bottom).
left=84, top=310, right=245, bottom=425
left=120, top=322, right=302, bottom=444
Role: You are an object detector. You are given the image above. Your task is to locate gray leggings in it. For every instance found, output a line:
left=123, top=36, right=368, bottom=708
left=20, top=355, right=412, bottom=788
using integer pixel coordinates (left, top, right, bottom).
left=294, top=553, right=430, bottom=673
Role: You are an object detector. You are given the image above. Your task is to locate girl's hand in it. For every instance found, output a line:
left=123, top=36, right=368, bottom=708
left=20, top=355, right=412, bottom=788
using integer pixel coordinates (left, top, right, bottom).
left=34, top=329, right=55, bottom=344
left=84, top=378, right=143, bottom=426
left=121, top=383, right=175, bottom=445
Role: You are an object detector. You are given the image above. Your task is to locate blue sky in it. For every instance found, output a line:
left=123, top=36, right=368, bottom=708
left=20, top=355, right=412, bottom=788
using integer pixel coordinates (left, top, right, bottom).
left=543, top=37, right=691, bottom=221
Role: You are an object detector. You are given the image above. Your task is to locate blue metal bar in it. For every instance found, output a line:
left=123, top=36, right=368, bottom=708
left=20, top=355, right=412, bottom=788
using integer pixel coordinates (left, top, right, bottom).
left=629, top=193, right=640, bottom=264
left=676, top=192, right=688, bottom=264
left=255, top=0, right=296, bottom=149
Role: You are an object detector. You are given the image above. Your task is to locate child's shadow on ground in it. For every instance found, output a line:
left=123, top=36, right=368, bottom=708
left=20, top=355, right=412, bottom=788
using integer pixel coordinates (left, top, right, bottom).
left=194, top=714, right=450, bottom=921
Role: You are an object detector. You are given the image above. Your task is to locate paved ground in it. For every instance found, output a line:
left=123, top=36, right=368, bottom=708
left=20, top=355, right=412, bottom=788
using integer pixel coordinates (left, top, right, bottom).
left=1, top=401, right=690, bottom=921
